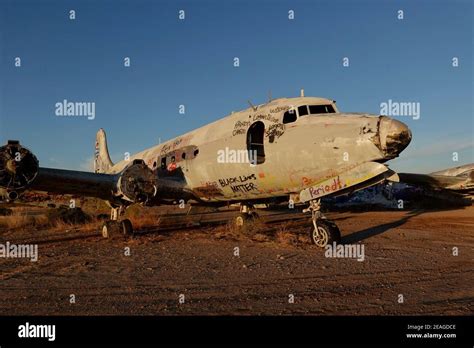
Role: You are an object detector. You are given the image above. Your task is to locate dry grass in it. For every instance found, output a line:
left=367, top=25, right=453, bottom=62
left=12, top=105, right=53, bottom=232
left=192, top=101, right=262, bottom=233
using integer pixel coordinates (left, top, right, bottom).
left=0, top=213, right=49, bottom=230
left=49, top=217, right=98, bottom=232
left=213, top=221, right=242, bottom=239
left=0, top=207, right=99, bottom=232
left=211, top=218, right=310, bottom=246
left=275, top=222, right=298, bottom=245
left=211, top=216, right=271, bottom=242
left=0, top=202, right=311, bottom=248
left=0, top=204, right=160, bottom=233
left=275, top=221, right=311, bottom=246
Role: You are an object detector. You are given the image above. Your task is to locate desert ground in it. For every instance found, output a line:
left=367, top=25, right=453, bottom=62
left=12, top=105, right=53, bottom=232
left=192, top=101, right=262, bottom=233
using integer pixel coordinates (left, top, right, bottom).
left=0, top=199, right=473, bottom=315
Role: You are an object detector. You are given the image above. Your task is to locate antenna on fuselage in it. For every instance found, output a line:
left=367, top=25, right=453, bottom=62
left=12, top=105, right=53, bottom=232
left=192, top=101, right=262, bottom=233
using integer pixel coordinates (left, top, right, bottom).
left=248, top=100, right=258, bottom=111
left=268, top=90, right=272, bottom=102
left=300, top=88, right=305, bottom=97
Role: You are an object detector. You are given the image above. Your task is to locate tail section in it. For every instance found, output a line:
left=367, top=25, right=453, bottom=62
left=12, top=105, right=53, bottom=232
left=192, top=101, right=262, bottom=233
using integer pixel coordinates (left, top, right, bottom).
left=94, top=129, right=113, bottom=173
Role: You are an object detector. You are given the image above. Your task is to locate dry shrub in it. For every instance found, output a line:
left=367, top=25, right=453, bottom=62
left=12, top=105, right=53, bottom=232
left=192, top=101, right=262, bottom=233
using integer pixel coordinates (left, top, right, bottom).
left=46, top=207, right=91, bottom=225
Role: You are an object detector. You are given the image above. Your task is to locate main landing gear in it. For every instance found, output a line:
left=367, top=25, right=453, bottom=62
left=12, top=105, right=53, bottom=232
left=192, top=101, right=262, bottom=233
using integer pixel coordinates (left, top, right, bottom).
left=303, top=199, right=341, bottom=248
left=233, top=203, right=259, bottom=227
left=100, top=206, right=134, bottom=238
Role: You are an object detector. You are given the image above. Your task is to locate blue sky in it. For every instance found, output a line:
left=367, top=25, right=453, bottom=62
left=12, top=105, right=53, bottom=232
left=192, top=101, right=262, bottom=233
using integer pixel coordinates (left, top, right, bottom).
left=0, top=0, right=472, bottom=173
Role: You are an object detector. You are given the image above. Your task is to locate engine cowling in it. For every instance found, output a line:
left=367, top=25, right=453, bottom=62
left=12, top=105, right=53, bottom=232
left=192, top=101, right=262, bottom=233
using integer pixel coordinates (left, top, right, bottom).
left=116, top=160, right=157, bottom=203
left=0, top=141, right=39, bottom=200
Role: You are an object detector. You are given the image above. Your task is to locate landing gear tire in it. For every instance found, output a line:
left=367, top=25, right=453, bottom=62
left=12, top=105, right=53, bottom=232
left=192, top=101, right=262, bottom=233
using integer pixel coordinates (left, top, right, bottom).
left=120, top=219, right=134, bottom=236
left=101, top=221, right=119, bottom=238
left=234, top=212, right=259, bottom=228
left=309, top=219, right=341, bottom=248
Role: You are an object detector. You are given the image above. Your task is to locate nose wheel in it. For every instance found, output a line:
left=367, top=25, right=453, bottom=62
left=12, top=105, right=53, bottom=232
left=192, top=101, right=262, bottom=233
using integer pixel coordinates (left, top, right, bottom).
left=309, top=219, right=340, bottom=247
left=304, top=199, right=341, bottom=248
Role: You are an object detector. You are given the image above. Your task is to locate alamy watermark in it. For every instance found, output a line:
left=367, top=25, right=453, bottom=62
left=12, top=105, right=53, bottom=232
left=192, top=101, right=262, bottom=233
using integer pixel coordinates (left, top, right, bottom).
left=325, top=242, right=365, bottom=262
left=380, top=99, right=420, bottom=120
left=18, top=322, right=55, bottom=341
left=217, top=147, right=257, bottom=166
left=55, top=99, right=95, bottom=120
left=0, top=242, right=38, bottom=262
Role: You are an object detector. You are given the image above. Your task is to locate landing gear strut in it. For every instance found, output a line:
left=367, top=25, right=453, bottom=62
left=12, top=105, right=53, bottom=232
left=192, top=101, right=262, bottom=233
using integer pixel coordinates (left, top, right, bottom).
left=303, top=199, right=341, bottom=247
left=234, top=203, right=259, bottom=227
left=100, top=206, right=134, bottom=238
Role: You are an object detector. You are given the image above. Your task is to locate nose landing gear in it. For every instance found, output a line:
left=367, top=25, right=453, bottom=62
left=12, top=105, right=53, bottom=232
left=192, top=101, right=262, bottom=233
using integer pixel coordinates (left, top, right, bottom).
left=303, top=199, right=341, bottom=247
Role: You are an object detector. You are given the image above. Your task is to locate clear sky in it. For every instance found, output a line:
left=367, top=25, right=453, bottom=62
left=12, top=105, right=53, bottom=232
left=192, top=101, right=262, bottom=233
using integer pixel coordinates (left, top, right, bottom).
left=0, top=0, right=472, bottom=173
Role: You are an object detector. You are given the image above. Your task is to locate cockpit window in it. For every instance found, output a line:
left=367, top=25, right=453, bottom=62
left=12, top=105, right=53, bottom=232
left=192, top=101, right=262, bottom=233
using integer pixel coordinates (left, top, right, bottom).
left=298, top=105, right=308, bottom=116
left=283, top=109, right=297, bottom=124
left=309, top=104, right=335, bottom=114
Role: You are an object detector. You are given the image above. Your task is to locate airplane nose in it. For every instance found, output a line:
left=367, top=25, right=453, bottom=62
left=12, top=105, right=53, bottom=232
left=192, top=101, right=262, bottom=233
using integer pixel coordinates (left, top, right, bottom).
left=378, top=116, right=412, bottom=158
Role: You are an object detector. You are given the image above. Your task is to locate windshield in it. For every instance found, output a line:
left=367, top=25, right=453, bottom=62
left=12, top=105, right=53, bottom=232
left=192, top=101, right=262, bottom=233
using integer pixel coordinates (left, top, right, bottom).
left=299, top=104, right=335, bottom=115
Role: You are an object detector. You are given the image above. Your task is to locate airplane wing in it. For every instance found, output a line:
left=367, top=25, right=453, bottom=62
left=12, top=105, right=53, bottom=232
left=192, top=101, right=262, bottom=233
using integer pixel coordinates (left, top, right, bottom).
left=398, top=172, right=474, bottom=192
left=31, top=167, right=117, bottom=200
left=0, top=141, right=190, bottom=204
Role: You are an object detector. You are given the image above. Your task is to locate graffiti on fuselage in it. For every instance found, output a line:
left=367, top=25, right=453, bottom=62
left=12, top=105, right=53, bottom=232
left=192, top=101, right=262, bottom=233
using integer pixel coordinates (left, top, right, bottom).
left=269, top=105, right=290, bottom=114
left=232, top=107, right=288, bottom=139
left=252, top=113, right=279, bottom=123
left=218, top=173, right=258, bottom=194
left=265, top=123, right=285, bottom=141
left=159, top=135, right=192, bottom=155
left=232, top=120, right=251, bottom=136
left=307, top=177, right=344, bottom=199
left=230, top=181, right=257, bottom=194
left=218, top=173, right=256, bottom=187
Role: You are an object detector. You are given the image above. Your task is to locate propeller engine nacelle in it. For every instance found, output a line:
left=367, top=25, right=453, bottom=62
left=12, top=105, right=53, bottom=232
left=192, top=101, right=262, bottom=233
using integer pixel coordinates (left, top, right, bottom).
left=116, top=160, right=157, bottom=203
left=0, top=141, right=39, bottom=201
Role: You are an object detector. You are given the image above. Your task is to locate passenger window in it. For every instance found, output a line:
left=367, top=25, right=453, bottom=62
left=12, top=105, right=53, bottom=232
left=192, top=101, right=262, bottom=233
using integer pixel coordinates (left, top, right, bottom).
left=160, top=157, right=167, bottom=170
left=283, top=110, right=297, bottom=124
left=298, top=105, right=309, bottom=116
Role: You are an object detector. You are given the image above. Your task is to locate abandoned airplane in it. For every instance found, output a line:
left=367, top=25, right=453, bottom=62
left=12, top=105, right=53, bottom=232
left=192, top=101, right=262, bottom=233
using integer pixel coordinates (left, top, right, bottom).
left=0, top=93, right=412, bottom=247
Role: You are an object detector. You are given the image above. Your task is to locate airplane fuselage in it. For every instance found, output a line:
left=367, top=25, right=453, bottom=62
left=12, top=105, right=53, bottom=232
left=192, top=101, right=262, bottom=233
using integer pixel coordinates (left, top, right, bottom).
left=104, top=97, right=411, bottom=205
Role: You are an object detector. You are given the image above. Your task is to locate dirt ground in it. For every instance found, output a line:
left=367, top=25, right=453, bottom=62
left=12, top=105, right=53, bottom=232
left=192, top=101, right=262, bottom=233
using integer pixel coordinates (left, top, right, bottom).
left=0, top=205, right=473, bottom=315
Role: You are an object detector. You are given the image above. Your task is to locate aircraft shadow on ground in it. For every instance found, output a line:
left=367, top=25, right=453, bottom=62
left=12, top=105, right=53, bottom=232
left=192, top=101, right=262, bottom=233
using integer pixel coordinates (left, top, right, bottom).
left=342, top=210, right=425, bottom=244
